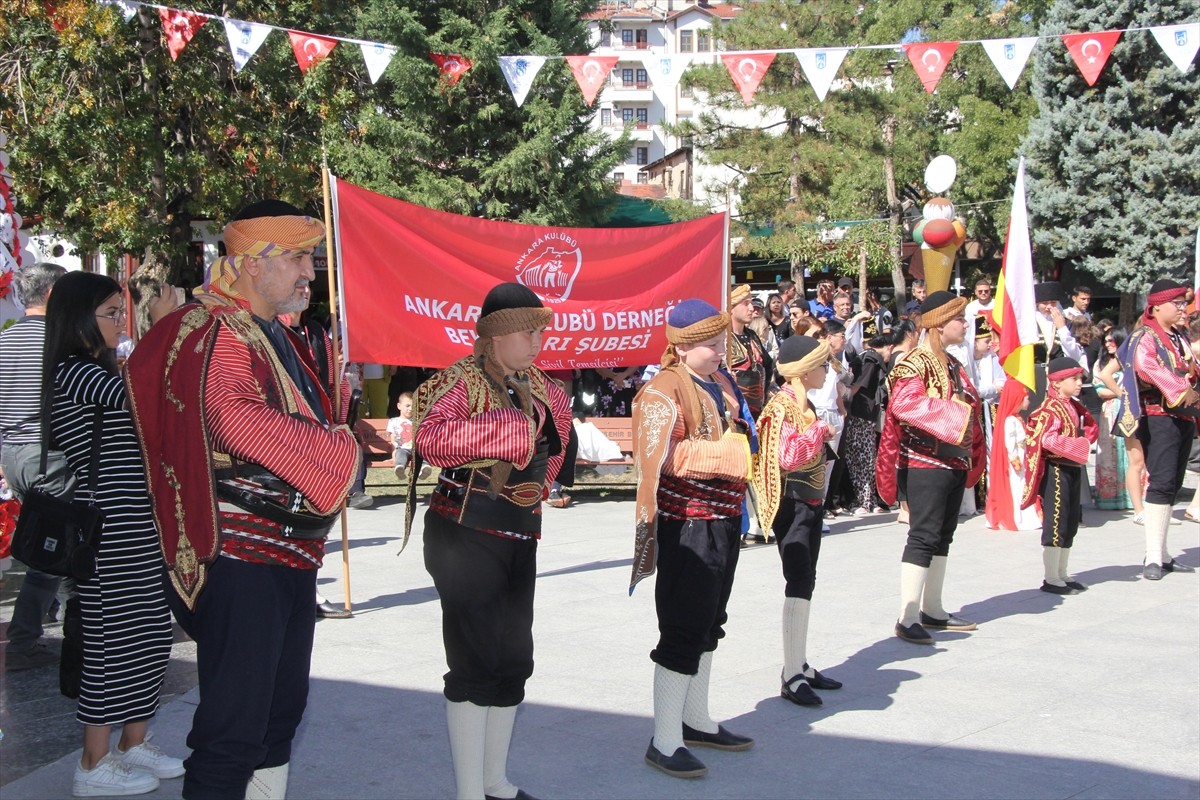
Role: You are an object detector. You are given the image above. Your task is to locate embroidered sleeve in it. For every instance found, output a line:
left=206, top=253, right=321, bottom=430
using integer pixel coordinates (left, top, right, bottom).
left=1041, top=411, right=1090, bottom=464
left=542, top=377, right=574, bottom=489
left=414, top=379, right=536, bottom=469
left=778, top=417, right=826, bottom=471
left=203, top=327, right=360, bottom=514
left=1134, top=332, right=1191, bottom=407
left=889, top=375, right=972, bottom=445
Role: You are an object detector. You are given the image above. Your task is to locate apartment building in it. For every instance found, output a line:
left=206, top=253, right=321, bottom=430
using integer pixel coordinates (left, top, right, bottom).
left=584, top=0, right=778, bottom=215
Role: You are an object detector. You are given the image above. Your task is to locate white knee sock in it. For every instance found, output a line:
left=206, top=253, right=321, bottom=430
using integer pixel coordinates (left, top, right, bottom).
left=1043, top=546, right=1065, bottom=586
left=245, top=764, right=289, bottom=800
left=1058, top=547, right=1073, bottom=583
left=1143, top=503, right=1171, bottom=568
left=446, top=700, right=488, bottom=800
left=483, top=705, right=519, bottom=800
left=898, top=562, right=928, bottom=626
left=682, top=651, right=718, bottom=734
left=921, top=556, right=949, bottom=619
left=652, top=664, right=691, bottom=755
left=782, top=597, right=810, bottom=681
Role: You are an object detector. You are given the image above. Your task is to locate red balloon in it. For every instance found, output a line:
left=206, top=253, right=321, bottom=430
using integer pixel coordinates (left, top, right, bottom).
left=923, top=218, right=956, bottom=248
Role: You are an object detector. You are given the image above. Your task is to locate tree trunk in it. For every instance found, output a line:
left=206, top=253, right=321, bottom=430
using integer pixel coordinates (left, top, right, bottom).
left=882, top=115, right=906, bottom=312
left=1118, top=292, right=1136, bottom=329
left=787, top=62, right=807, bottom=303
left=858, top=245, right=868, bottom=307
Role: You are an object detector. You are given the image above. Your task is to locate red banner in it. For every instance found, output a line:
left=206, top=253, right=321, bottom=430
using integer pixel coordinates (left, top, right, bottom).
left=721, top=53, right=775, bottom=105
left=565, top=56, right=618, bottom=106
left=332, top=179, right=727, bottom=370
left=289, top=32, right=338, bottom=74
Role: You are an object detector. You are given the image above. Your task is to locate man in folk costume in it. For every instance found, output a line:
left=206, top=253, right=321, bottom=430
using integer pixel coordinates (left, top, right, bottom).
left=1114, top=279, right=1199, bottom=580
left=631, top=299, right=754, bottom=779
left=1021, top=357, right=1098, bottom=595
left=727, top=283, right=770, bottom=542
left=876, top=291, right=986, bottom=646
left=127, top=201, right=361, bottom=799
left=753, top=336, right=844, bottom=707
left=409, top=282, right=572, bottom=800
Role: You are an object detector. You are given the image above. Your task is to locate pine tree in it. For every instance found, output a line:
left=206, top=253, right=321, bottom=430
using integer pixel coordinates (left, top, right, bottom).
left=1022, top=0, right=1200, bottom=293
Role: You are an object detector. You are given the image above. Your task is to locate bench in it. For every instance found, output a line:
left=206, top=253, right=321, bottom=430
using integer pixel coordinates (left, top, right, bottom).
left=355, top=416, right=634, bottom=472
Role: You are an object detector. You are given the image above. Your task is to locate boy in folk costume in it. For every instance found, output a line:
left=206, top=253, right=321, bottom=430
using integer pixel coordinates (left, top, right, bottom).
left=409, top=282, right=573, bottom=800
left=1114, top=278, right=1200, bottom=580
left=1022, top=357, right=1099, bottom=595
left=753, top=336, right=844, bottom=707
left=631, top=299, right=754, bottom=779
left=877, top=291, right=986, bottom=646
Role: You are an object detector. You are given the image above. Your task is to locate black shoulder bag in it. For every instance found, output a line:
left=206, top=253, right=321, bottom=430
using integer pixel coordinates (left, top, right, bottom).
left=11, top=408, right=104, bottom=581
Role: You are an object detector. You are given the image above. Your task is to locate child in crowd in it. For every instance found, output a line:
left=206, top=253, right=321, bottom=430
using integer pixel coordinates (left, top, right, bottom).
left=1002, top=389, right=1042, bottom=532
left=387, top=393, right=430, bottom=480
left=1022, top=357, right=1098, bottom=595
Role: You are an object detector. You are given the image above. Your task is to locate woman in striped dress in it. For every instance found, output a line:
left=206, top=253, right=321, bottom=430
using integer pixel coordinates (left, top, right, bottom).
left=43, top=272, right=182, bottom=797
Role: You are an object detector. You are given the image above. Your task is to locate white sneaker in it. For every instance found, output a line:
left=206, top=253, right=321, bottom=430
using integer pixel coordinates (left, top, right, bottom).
left=393, top=464, right=408, bottom=480
left=117, top=733, right=185, bottom=778
left=73, top=753, right=160, bottom=797
left=1133, top=512, right=1144, bottom=525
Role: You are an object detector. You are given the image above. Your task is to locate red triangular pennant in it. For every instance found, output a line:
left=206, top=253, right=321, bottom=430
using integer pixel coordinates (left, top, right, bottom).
left=430, top=53, right=473, bottom=86
left=159, top=9, right=207, bottom=62
left=721, top=53, right=775, bottom=105
left=564, top=55, right=617, bottom=106
left=44, top=2, right=67, bottom=32
left=904, top=41, right=959, bottom=93
left=289, top=32, right=338, bottom=74
left=1062, top=30, right=1121, bottom=87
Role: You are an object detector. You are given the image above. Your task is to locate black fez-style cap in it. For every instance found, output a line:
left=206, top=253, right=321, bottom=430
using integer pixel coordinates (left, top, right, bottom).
left=1034, top=282, right=1062, bottom=303
left=233, top=199, right=307, bottom=220
left=919, top=290, right=958, bottom=314
left=975, top=314, right=993, bottom=336
left=863, top=317, right=879, bottom=338
left=1047, top=356, right=1084, bottom=380
left=778, top=334, right=820, bottom=365
left=481, top=282, right=545, bottom=318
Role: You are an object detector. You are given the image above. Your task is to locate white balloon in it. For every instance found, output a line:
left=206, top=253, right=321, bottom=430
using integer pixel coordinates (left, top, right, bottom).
left=0, top=130, right=8, bottom=147
left=0, top=152, right=9, bottom=169
left=924, top=154, right=957, bottom=193
left=16, top=230, right=29, bottom=248
left=11, top=213, right=20, bottom=229
left=922, top=198, right=955, bottom=221
left=20, top=248, right=38, bottom=266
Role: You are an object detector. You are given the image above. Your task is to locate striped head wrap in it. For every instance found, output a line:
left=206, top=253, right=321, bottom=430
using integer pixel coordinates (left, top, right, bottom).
left=918, top=291, right=968, bottom=329
left=1146, top=279, right=1187, bottom=319
left=196, top=200, right=324, bottom=305
left=662, top=299, right=729, bottom=368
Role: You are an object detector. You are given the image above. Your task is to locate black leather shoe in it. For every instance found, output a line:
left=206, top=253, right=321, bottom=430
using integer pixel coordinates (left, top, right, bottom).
left=803, top=663, right=842, bottom=690
left=781, top=674, right=822, bottom=706
left=919, top=611, right=977, bottom=631
left=1065, top=580, right=1088, bottom=591
left=1143, top=563, right=1163, bottom=581
left=895, top=621, right=933, bottom=645
left=645, top=740, right=707, bottom=778
left=316, top=600, right=353, bottom=619
left=682, top=723, right=754, bottom=751
left=1040, top=581, right=1078, bottom=595
left=485, top=790, right=537, bottom=800
left=1163, top=560, right=1195, bottom=574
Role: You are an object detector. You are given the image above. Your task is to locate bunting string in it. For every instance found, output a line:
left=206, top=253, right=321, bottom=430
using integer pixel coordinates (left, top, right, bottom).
left=77, top=1, right=1200, bottom=106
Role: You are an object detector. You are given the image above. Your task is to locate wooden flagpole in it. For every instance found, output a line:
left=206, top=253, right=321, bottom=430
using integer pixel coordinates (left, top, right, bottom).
left=321, top=161, right=353, bottom=613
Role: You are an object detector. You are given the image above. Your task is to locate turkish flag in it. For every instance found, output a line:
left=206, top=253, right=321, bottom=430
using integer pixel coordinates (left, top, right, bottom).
left=721, top=53, right=775, bottom=105
left=430, top=53, right=473, bottom=86
left=331, top=178, right=727, bottom=370
left=44, top=2, right=67, bottom=32
left=159, top=9, right=207, bottom=62
left=289, top=32, right=337, bottom=74
left=904, top=42, right=958, bottom=93
left=1062, top=30, right=1121, bottom=87
left=565, top=55, right=617, bottom=106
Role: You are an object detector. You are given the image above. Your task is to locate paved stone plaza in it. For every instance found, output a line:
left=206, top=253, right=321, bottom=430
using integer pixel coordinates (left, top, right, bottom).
left=3, top=485, right=1198, bottom=799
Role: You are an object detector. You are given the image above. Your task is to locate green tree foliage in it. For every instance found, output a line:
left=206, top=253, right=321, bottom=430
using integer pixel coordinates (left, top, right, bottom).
left=1022, top=0, right=1200, bottom=292
left=0, top=0, right=625, bottom=278
left=672, top=0, right=1047, bottom=295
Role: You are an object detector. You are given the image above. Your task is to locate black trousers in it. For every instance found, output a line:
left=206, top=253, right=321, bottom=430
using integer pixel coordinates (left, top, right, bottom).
left=1136, top=415, right=1196, bottom=505
left=423, top=512, right=536, bottom=707
left=771, top=500, right=823, bottom=600
left=652, top=516, right=741, bottom=675
left=1039, top=463, right=1082, bottom=548
left=166, top=557, right=316, bottom=800
left=901, top=468, right=967, bottom=567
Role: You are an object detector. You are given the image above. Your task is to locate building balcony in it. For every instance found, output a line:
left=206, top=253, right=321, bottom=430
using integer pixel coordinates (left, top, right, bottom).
left=610, top=83, right=654, bottom=102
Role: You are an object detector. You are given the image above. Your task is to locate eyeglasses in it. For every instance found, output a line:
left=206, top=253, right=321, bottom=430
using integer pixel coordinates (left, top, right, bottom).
left=95, top=309, right=128, bottom=323
left=1170, top=300, right=1188, bottom=309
